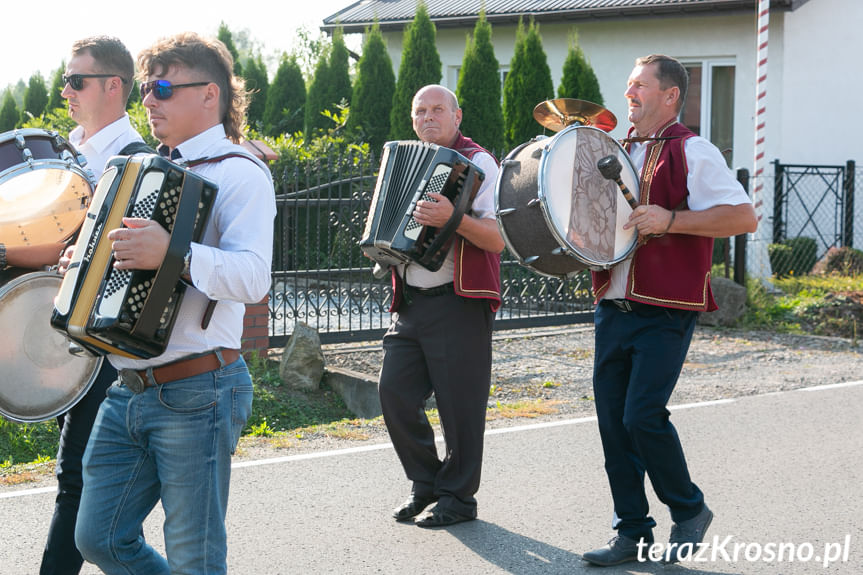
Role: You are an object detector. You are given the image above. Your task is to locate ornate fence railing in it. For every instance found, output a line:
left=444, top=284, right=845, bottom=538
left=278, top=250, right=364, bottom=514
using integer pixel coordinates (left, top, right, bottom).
left=267, top=151, right=593, bottom=346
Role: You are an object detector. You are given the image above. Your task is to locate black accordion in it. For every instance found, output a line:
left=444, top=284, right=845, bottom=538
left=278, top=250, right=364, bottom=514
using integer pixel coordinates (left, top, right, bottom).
left=52, top=154, right=217, bottom=359
left=360, top=141, right=484, bottom=272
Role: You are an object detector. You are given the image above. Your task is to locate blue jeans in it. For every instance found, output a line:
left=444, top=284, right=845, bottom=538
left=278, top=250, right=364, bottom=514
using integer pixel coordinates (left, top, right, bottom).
left=75, top=355, right=253, bottom=575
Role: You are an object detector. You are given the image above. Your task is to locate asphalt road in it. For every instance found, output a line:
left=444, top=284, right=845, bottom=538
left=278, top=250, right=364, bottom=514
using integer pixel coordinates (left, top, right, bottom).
left=2, top=381, right=861, bottom=574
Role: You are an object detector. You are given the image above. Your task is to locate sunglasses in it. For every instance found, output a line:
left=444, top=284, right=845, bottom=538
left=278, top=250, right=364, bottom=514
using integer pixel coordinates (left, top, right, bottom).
left=140, top=80, right=210, bottom=101
left=62, top=73, right=127, bottom=91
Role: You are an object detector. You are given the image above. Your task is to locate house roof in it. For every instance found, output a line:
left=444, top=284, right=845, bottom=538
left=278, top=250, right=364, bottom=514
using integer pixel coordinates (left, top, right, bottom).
left=322, top=0, right=808, bottom=33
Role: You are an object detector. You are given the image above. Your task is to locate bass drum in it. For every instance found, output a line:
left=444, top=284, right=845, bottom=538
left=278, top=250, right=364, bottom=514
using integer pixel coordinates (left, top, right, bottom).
left=495, top=125, right=640, bottom=278
left=0, top=128, right=93, bottom=247
left=0, top=271, right=101, bottom=423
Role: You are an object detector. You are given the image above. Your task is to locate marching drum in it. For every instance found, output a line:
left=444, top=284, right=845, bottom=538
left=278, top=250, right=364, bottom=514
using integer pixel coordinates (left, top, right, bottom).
left=0, top=271, right=101, bottom=423
left=0, top=128, right=93, bottom=247
left=495, top=124, right=640, bottom=278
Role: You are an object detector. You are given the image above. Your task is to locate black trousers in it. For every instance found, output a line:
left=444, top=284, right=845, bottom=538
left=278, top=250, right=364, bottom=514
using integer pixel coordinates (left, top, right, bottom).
left=40, top=361, right=116, bottom=575
left=592, top=301, right=705, bottom=541
left=379, top=291, right=494, bottom=518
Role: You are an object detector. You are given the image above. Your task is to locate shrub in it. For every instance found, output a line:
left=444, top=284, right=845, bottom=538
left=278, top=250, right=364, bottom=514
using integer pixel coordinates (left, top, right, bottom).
left=768, top=243, right=793, bottom=278
left=825, top=246, right=863, bottom=276
left=768, top=237, right=817, bottom=277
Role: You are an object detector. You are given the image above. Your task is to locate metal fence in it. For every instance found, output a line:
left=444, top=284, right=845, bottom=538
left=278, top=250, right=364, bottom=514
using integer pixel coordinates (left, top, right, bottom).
left=769, top=160, right=859, bottom=276
left=267, top=151, right=593, bottom=346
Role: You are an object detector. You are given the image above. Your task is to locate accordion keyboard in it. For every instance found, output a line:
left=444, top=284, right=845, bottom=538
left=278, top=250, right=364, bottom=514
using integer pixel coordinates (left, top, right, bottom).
left=403, top=165, right=453, bottom=238
left=98, top=170, right=181, bottom=325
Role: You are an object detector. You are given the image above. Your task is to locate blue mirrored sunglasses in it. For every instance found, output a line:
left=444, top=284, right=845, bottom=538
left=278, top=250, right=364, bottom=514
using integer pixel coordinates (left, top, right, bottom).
left=140, top=80, right=210, bottom=101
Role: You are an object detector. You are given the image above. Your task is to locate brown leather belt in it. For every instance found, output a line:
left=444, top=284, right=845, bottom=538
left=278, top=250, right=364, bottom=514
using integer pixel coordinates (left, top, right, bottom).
left=118, top=348, right=240, bottom=393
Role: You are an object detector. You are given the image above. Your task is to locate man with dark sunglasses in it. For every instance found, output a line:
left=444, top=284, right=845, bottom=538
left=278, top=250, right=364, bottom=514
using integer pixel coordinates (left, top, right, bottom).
left=33, top=36, right=147, bottom=575
left=72, top=32, right=275, bottom=575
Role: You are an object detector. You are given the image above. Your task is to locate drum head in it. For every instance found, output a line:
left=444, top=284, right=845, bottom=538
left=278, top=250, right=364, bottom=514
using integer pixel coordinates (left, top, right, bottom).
left=0, top=272, right=100, bottom=423
left=539, top=125, right=640, bottom=268
left=0, top=129, right=92, bottom=247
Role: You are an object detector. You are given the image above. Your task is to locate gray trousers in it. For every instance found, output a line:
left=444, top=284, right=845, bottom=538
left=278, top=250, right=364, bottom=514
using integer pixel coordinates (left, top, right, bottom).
left=379, top=291, right=494, bottom=517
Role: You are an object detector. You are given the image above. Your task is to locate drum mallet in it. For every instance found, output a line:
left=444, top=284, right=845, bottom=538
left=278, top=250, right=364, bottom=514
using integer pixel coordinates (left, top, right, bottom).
left=597, top=155, right=639, bottom=210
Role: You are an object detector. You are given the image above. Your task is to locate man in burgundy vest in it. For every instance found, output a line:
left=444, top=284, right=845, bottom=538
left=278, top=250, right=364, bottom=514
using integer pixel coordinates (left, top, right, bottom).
left=379, top=84, right=503, bottom=527
left=582, top=55, right=757, bottom=566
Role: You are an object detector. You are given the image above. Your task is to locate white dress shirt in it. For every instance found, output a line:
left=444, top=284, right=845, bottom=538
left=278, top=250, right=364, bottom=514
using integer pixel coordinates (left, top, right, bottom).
left=109, top=124, right=276, bottom=369
left=399, top=151, right=499, bottom=288
left=603, top=134, right=752, bottom=300
left=68, top=114, right=144, bottom=177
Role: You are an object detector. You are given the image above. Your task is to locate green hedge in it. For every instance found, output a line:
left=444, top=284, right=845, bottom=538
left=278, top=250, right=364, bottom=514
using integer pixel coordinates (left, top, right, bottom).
left=768, top=237, right=818, bottom=277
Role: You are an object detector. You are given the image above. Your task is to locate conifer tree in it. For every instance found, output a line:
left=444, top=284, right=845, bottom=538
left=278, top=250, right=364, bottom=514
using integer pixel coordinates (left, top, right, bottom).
left=389, top=2, right=442, bottom=140
left=243, top=54, right=269, bottom=131
left=327, top=28, right=352, bottom=113
left=305, top=28, right=352, bottom=135
left=264, top=54, right=306, bottom=137
left=557, top=32, right=604, bottom=106
left=348, top=22, right=395, bottom=153
left=503, top=19, right=554, bottom=150
left=47, top=63, right=65, bottom=111
left=305, top=47, right=332, bottom=134
left=456, top=10, right=504, bottom=154
left=21, top=74, right=49, bottom=123
left=0, top=90, right=18, bottom=131
left=217, top=22, right=243, bottom=76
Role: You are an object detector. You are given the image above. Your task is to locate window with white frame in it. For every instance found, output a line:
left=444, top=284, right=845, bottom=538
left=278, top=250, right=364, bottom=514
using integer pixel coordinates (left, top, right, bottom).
left=680, top=59, right=736, bottom=167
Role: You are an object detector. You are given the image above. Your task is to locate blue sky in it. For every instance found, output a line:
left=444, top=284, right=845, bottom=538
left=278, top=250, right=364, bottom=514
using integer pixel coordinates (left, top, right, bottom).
left=2, top=0, right=357, bottom=89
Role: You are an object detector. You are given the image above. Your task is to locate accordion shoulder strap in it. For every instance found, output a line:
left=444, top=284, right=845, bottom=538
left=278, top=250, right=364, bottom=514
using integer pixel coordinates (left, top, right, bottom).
left=176, top=151, right=267, bottom=330
left=184, top=152, right=262, bottom=169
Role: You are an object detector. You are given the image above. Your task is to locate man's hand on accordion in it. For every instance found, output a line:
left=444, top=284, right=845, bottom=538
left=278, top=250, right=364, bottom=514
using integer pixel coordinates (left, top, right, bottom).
left=412, top=192, right=453, bottom=229
left=109, top=217, right=170, bottom=271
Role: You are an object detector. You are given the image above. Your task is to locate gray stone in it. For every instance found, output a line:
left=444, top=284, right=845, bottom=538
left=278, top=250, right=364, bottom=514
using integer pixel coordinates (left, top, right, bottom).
left=698, top=276, right=748, bottom=327
left=279, top=322, right=324, bottom=390
left=323, top=367, right=382, bottom=419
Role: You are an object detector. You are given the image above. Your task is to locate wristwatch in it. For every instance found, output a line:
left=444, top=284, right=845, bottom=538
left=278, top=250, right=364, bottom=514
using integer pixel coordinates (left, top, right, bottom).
left=181, top=247, right=192, bottom=280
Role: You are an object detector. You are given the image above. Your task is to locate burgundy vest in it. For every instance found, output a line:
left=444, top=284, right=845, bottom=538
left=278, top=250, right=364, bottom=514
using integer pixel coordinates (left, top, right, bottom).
left=591, top=121, right=717, bottom=312
left=390, top=132, right=502, bottom=313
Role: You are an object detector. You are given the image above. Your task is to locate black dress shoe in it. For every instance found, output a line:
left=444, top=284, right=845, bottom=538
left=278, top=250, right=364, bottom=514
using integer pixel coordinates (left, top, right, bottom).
left=392, top=495, right=437, bottom=522
left=415, top=505, right=475, bottom=528
left=663, top=504, right=714, bottom=563
left=582, top=535, right=646, bottom=566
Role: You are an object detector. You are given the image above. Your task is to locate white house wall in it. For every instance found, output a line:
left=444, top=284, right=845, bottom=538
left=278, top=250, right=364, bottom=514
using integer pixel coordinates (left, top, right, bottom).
left=781, top=0, right=860, bottom=166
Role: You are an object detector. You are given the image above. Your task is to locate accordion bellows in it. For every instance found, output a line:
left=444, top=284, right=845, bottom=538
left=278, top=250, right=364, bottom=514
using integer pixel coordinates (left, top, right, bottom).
left=360, top=141, right=484, bottom=272
left=52, top=155, right=217, bottom=359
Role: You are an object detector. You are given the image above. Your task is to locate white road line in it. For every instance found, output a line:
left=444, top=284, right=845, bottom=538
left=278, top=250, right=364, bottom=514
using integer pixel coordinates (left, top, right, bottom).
left=797, top=380, right=863, bottom=392
left=2, top=381, right=861, bottom=500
